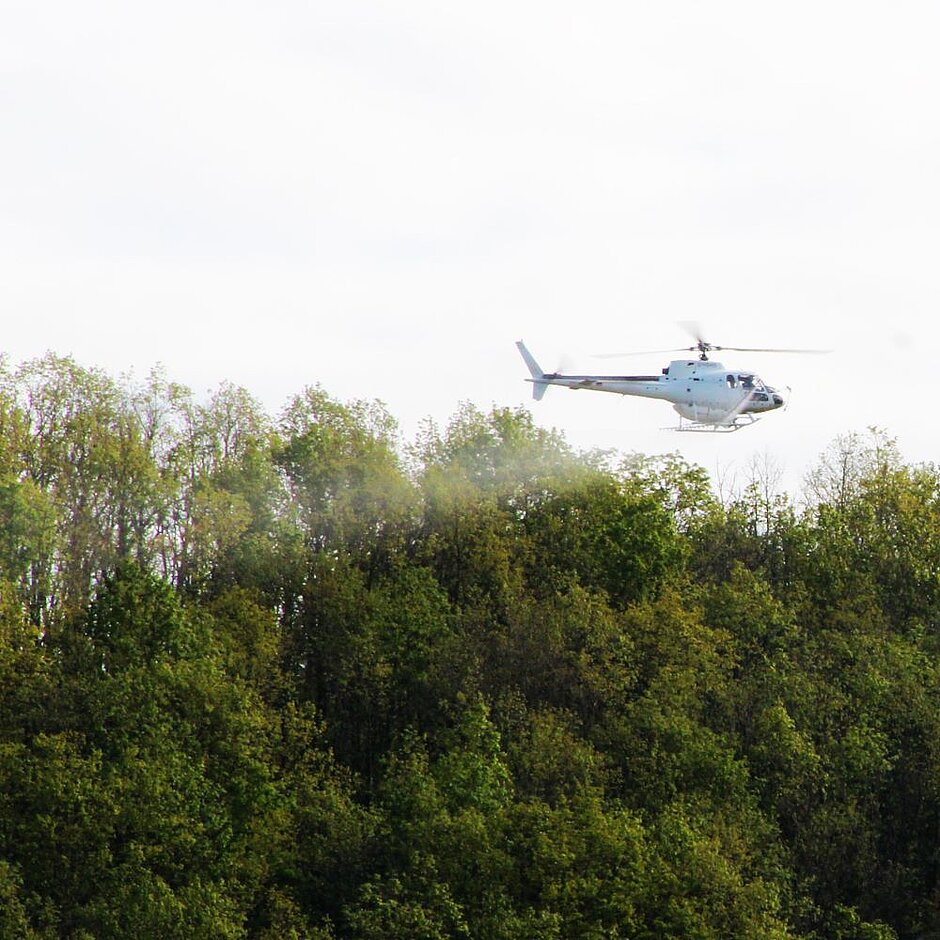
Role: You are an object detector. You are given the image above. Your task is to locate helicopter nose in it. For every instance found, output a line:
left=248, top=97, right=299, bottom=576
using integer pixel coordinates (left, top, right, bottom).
left=773, top=394, right=784, bottom=408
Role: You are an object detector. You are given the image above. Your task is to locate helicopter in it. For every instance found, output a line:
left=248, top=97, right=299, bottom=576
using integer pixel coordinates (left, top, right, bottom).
left=516, top=326, right=826, bottom=432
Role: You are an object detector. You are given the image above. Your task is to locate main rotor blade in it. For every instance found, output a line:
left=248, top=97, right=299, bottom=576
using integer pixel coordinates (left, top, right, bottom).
left=714, top=345, right=832, bottom=355
left=677, top=320, right=706, bottom=345
left=676, top=320, right=831, bottom=356
left=593, top=347, right=691, bottom=359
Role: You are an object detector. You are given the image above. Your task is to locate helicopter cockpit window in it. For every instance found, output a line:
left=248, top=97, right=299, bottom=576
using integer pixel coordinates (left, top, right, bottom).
left=726, top=374, right=736, bottom=388
left=739, top=375, right=754, bottom=389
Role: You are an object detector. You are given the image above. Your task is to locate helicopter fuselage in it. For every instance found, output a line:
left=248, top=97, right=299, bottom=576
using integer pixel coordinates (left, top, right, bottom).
left=517, top=343, right=785, bottom=429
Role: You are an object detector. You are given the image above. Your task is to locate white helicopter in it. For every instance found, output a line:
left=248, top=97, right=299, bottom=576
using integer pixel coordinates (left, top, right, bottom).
left=517, top=327, right=825, bottom=432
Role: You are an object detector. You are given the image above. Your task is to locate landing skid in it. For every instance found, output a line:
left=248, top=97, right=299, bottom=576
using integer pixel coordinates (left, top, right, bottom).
left=666, top=415, right=761, bottom=433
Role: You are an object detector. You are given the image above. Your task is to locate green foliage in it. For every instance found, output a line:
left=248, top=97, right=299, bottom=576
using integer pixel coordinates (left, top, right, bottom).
left=521, top=471, right=683, bottom=606
left=3, top=359, right=940, bottom=937
left=0, top=859, right=37, bottom=939
left=277, top=385, right=414, bottom=561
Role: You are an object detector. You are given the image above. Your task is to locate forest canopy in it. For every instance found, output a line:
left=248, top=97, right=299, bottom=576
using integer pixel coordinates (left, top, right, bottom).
left=0, top=353, right=938, bottom=939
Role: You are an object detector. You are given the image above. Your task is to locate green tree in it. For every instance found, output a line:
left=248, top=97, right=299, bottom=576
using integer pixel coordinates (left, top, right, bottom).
left=521, top=470, right=683, bottom=607
left=277, top=386, right=414, bottom=565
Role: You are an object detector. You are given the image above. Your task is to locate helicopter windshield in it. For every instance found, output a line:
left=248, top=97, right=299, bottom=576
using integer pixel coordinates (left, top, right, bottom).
left=738, top=375, right=768, bottom=391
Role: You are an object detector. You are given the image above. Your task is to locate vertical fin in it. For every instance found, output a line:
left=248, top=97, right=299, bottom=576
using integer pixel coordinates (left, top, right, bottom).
left=516, top=341, right=549, bottom=401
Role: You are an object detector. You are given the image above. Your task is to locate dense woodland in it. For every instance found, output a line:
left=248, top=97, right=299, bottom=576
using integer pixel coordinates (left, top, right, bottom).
left=1, top=353, right=940, bottom=938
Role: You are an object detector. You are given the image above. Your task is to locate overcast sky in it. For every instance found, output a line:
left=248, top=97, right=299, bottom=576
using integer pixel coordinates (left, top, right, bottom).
left=3, top=1, right=939, bottom=495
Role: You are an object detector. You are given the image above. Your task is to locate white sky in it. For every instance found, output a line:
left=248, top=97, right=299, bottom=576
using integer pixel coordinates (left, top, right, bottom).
left=3, top=1, right=939, bottom=495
